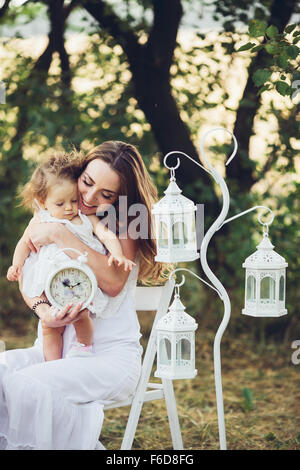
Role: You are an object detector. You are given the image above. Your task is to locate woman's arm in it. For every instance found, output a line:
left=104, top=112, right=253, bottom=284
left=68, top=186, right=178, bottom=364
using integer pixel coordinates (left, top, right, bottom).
left=24, top=221, right=137, bottom=296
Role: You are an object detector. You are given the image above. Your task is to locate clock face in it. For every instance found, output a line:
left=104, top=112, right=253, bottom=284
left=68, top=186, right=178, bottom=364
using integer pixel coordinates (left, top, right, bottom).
left=49, top=268, right=93, bottom=309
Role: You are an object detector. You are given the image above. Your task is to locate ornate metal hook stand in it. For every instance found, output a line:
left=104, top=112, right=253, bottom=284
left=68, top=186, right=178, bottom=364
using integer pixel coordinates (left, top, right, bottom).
left=163, top=127, right=276, bottom=450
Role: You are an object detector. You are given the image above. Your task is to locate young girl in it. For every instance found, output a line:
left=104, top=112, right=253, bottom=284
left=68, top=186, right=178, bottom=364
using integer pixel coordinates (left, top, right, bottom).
left=7, top=152, right=135, bottom=361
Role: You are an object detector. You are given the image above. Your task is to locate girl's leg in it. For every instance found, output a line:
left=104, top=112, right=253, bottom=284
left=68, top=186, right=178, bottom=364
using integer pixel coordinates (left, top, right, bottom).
left=73, top=310, right=94, bottom=346
left=42, top=325, right=65, bottom=361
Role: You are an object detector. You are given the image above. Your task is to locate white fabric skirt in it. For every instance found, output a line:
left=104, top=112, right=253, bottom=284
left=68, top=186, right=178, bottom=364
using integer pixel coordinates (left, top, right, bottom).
left=0, top=343, right=141, bottom=450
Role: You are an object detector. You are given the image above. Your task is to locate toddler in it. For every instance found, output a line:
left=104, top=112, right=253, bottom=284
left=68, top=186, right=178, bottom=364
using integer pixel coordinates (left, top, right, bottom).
left=7, top=153, right=135, bottom=361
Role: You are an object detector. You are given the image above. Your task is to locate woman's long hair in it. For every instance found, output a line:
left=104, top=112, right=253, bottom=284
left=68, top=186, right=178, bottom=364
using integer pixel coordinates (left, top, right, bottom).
left=80, top=141, right=173, bottom=284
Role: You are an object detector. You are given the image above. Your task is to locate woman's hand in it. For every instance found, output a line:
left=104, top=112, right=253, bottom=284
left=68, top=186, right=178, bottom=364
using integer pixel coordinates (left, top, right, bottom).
left=24, top=220, right=64, bottom=253
left=36, top=301, right=87, bottom=328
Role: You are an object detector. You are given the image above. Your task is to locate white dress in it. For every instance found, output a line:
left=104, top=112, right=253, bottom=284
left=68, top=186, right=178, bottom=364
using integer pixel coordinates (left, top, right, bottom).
left=0, top=235, right=143, bottom=449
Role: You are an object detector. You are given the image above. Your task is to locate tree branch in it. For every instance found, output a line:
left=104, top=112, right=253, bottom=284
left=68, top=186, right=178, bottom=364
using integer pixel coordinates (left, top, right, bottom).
left=63, top=0, right=81, bottom=19
left=0, top=0, right=11, bottom=20
left=81, top=1, right=215, bottom=212
left=1, top=0, right=74, bottom=195
left=147, top=0, right=183, bottom=72
left=48, top=0, right=71, bottom=87
left=82, top=0, right=141, bottom=62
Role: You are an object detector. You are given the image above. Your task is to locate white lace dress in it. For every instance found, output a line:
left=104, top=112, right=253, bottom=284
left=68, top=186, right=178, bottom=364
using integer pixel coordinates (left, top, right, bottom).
left=0, top=224, right=143, bottom=449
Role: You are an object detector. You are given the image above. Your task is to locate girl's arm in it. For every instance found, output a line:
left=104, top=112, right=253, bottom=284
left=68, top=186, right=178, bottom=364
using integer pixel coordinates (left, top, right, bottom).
left=7, top=236, right=31, bottom=281
left=23, top=220, right=137, bottom=297
left=6, top=215, right=40, bottom=281
left=88, top=215, right=136, bottom=271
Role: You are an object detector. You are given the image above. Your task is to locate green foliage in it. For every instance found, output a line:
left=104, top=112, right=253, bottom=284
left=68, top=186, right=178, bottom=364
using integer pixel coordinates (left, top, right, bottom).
left=237, top=21, right=300, bottom=98
left=242, top=387, right=254, bottom=412
left=252, top=68, right=272, bottom=86
left=0, top=2, right=47, bottom=28
left=248, top=19, right=268, bottom=38
left=0, top=0, right=299, bottom=342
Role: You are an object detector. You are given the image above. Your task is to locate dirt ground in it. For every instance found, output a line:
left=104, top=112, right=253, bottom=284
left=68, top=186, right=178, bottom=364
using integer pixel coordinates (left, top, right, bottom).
left=102, top=327, right=300, bottom=450
left=1, top=316, right=299, bottom=451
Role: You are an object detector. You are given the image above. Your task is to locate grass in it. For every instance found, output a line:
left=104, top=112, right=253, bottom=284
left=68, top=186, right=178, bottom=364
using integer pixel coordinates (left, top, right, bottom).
left=1, top=313, right=299, bottom=451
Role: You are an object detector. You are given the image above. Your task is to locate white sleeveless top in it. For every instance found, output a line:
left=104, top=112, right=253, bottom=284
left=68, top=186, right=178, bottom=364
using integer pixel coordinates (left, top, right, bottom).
left=22, top=208, right=134, bottom=320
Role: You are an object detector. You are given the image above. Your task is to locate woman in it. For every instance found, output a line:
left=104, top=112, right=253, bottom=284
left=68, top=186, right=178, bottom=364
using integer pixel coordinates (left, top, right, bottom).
left=0, top=141, right=167, bottom=450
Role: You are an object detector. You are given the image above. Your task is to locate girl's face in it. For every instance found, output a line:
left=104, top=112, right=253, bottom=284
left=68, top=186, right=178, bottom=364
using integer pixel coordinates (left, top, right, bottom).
left=43, top=179, right=79, bottom=220
left=78, top=159, right=120, bottom=215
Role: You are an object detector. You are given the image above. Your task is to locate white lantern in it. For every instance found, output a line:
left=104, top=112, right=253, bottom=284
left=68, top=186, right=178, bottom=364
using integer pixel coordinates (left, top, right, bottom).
left=152, top=173, right=199, bottom=263
left=155, top=289, right=198, bottom=380
left=242, top=231, right=288, bottom=317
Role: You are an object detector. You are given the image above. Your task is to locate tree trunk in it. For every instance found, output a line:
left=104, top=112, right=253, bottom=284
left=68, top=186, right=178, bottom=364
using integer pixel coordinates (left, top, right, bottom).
left=130, top=49, right=210, bottom=193
left=84, top=0, right=215, bottom=210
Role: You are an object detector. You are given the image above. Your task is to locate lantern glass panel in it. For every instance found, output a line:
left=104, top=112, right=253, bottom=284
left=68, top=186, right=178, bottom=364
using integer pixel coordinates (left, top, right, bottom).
left=260, top=276, right=275, bottom=303
left=184, top=214, right=195, bottom=244
left=172, top=221, right=184, bottom=245
left=279, top=275, right=285, bottom=301
left=159, top=338, right=171, bottom=365
left=183, top=223, right=189, bottom=244
left=246, top=275, right=256, bottom=301
left=176, top=338, right=191, bottom=362
left=159, top=221, right=168, bottom=248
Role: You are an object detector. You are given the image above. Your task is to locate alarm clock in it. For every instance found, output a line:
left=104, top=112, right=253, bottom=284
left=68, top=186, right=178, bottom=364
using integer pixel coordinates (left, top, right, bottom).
left=45, top=248, right=97, bottom=312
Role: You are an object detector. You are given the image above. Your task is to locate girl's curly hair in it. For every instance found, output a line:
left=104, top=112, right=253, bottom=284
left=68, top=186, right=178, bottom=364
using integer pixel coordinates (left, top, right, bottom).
left=19, top=151, right=83, bottom=211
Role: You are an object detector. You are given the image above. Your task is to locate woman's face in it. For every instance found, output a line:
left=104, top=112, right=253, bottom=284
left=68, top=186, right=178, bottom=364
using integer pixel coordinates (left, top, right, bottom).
left=78, top=159, right=120, bottom=215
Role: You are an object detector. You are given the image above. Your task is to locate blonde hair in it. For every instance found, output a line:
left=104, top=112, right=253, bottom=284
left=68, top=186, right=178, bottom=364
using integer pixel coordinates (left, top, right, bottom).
left=80, top=141, right=174, bottom=285
left=19, top=152, right=82, bottom=211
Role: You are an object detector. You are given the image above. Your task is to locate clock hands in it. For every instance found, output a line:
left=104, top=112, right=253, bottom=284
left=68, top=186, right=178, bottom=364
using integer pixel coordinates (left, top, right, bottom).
left=71, top=282, right=81, bottom=288
left=62, top=279, right=81, bottom=290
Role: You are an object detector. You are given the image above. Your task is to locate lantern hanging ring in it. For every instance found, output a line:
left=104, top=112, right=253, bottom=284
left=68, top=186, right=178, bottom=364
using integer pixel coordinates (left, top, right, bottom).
left=262, top=223, right=269, bottom=236
left=163, top=153, right=181, bottom=173
left=174, top=274, right=185, bottom=295
left=257, top=207, right=274, bottom=229
left=163, top=150, right=211, bottom=176
left=169, top=267, right=223, bottom=299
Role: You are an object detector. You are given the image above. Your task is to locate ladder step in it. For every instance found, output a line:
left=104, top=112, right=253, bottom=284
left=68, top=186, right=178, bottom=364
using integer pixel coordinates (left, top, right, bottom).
left=104, top=389, right=164, bottom=410
left=147, top=382, right=163, bottom=390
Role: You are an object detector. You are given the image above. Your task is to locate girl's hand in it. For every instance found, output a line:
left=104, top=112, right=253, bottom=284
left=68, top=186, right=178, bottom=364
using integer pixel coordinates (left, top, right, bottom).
left=7, top=265, right=22, bottom=282
left=107, top=254, right=136, bottom=271
left=37, top=302, right=86, bottom=328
